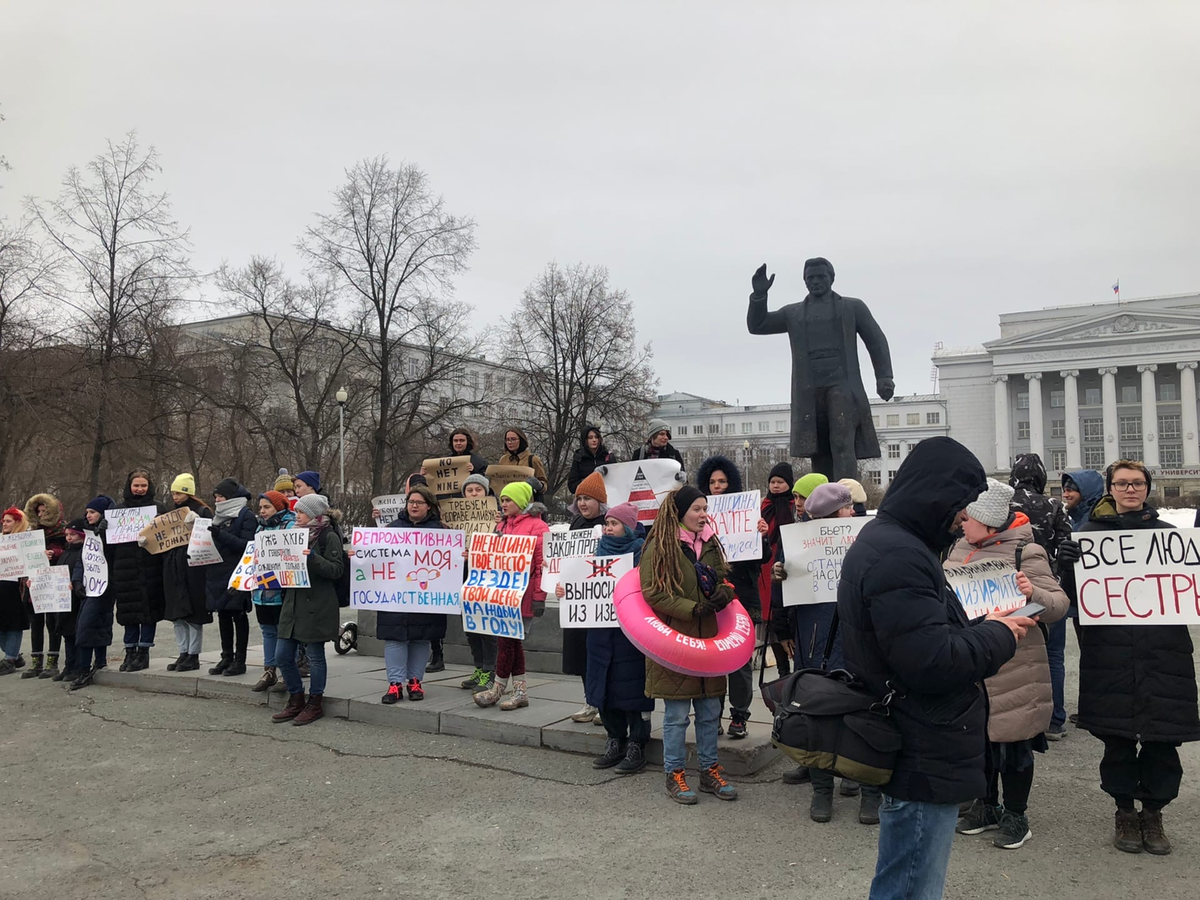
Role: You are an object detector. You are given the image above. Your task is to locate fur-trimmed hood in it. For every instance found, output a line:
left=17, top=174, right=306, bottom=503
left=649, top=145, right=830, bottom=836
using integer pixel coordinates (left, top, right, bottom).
left=23, top=493, right=63, bottom=531
left=695, top=455, right=744, bottom=495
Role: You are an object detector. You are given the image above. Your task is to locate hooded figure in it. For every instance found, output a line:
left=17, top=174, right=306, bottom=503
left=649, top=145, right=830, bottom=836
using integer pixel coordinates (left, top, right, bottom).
left=1007, top=453, right=1071, bottom=564
left=447, top=427, right=489, bottom=479
left=23, top=493, right=67, bottom=564
left=567, top=424, right=618, bottom=494
left=1061, top=469, right=1105, bottom=530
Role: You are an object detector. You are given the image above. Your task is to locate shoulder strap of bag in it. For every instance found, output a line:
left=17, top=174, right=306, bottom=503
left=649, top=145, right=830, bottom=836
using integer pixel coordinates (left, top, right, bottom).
left=822, top=608, right=839, bottom=673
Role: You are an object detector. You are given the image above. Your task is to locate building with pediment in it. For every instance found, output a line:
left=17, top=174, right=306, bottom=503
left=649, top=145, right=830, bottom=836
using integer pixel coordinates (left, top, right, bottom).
left=934, top=292, right=1200, bottom=497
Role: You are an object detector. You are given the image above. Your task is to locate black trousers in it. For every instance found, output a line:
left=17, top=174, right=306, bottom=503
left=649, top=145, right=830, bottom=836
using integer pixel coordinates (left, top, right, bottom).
left=987, top=760, right=1035, bottom=815
left=1099, top=736, right=1183, bottom=810
left=602, top=708, right=651, bottom=745
left=217, top=610, right=250, bottom=657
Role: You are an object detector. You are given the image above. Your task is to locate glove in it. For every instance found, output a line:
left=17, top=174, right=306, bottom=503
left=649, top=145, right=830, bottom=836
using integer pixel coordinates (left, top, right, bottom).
left=136, top=534, right=147, bottom=547
left=709, top=582, right=735, bottom=611
left=209, top=523, right=220, bottom=534
left=693, top=595, right=719, bottom=618
left=184, top=511, right=198, bottom=524
left=1057, top=540, right=1082, bottom=567
left=532, top=600, right=546, bottom=618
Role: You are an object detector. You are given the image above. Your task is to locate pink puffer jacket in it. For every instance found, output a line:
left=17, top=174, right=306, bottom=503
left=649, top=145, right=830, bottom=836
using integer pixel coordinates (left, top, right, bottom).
left=497, top=513, right=549, bottom=617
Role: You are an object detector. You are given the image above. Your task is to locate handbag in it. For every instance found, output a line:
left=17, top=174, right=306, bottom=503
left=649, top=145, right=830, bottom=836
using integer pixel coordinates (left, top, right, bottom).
left=758, top=609, right=903, bottom=787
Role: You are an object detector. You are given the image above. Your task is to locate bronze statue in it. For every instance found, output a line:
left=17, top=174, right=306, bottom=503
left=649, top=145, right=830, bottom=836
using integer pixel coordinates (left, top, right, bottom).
left=747, top=258, right=894, bottom=481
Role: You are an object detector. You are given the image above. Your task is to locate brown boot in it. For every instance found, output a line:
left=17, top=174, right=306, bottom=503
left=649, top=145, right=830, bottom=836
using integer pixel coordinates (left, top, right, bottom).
left=1140, top=809, right=1171, bottom=855
left=272, top=692, right=306, bottom=723
left=1113, top=808, right=1143, bottom=853
left=292, top=694, right=325, bottom=726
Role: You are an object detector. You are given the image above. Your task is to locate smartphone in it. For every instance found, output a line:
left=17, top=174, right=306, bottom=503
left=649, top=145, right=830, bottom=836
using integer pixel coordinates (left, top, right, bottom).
left=1005, top=601, right=1045, bottom=619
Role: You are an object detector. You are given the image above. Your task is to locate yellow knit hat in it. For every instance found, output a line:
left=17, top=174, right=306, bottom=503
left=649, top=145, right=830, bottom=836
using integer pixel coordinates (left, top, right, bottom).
left=170, top=473, right=196, bottom=496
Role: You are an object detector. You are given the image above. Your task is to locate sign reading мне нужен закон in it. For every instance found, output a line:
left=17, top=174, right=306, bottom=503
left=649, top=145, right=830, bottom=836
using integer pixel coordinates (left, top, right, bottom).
left=1073, top=527, right=1200, bottom=625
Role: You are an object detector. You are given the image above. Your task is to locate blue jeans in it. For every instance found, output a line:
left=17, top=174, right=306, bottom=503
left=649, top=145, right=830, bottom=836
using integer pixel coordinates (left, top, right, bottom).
left=662, top=696, right=721, bottom=773
left=870, top=796, right=959, bottom=900
left=383, top=640, right=432, bottom=684
left=260, top=622, right=278, bottom=667
left=1046, top=618, right=1067, bottom=729
left=277, top=638, right=327, bottom=696
left=0, top=630, right=22, bottom=660
left=123, top=623, right=156, bottom=649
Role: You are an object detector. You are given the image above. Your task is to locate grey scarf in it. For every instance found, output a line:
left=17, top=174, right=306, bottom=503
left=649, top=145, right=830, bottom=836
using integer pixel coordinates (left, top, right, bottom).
left=213, top=496, right=248, bottom=526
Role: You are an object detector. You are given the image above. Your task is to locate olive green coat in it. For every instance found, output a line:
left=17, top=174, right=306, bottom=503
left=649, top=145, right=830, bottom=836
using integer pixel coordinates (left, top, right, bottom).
left=639, top=533, right=729, bottom=700
left=278, top=527, right=345, bottom=644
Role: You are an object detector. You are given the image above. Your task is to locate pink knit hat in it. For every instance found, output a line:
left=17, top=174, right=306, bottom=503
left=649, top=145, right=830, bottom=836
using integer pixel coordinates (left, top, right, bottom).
left=606, top=502, right=639, bottom=533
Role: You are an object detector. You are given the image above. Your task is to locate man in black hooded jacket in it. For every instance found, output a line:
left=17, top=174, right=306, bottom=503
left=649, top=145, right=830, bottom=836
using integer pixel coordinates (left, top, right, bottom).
left=1008, top=452, right=1071, bottom=565
left=838, top=437, right=1035, bottom=900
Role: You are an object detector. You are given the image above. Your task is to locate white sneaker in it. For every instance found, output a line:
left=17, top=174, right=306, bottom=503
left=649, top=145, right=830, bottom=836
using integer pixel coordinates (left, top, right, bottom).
left=571, top=703, right=599, bottom=723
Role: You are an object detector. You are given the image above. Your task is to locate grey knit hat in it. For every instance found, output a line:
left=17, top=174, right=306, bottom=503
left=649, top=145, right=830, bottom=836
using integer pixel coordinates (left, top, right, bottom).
left=965, top=479, right=1014, bottom=528
left=462, top=473, right=490, bottom=494
left=294, top=493, right=330, bottom=520
left=806, top=483, right=853, bottom=519
left=646, top=417, right=671, bottom=442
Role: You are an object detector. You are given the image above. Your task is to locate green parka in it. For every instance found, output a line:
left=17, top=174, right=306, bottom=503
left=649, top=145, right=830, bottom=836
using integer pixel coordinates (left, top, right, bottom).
left=278, top=525, right=345, bottom=643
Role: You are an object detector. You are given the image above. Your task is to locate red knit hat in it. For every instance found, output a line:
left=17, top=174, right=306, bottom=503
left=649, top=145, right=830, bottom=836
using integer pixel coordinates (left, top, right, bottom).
left=261, top=491, right=289, bottom=514
left=575, top=471, right=608, bottom=504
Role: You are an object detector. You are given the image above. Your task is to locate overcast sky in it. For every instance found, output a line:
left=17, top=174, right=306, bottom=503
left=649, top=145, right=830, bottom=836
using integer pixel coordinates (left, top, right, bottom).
left=3, top=1, right=1198, bottom=406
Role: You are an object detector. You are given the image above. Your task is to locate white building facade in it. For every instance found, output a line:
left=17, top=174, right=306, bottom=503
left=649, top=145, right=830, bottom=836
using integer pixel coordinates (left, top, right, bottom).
left=935, top=292, right=1200, bottom=498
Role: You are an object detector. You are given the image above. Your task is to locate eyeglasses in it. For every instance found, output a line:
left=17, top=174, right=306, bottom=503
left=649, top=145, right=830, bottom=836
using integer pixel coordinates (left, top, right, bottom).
left=1111, top=481, right=1148, bottom=491
left=407, top=499, right=429, bottom=507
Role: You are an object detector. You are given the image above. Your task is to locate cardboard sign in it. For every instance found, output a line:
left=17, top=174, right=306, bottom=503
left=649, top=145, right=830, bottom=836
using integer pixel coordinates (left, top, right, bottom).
left=227, top=539, right=258, bottom=591
left=441, top=496, right=499, bottom=540
left=138, top=508, right=193, bottom=555
left=421, top=455, right=473, bottom=498
left=256, top=529, right=311, bottom=589
left=484, top=464, right=536, bottom=498
left=541, top=526, right=602, bottom=592
left=462, top=532, right=537, bottom=639
left=559, top=554, right=633, bottom=629
left=104, top=507, right=157, bottom=545
left=372, top=494, right=406, bottom=526
left=349, top=527, right=465, bottom=613
left=83, top=531, right=109, bottom=596
left=0, top=530, right=49, bottom=581
left=943, top=559, right=1023, bottom=617
left=707, top=490, right=762, bottom=562
left=779, top=517, right=869, bottom=606
left=28, top=566, right=72, bottom=614
left=187, top=518, right=222, bottom=566
left=1073, top=527, right=1200, bottom=625
left=599, top=459, right=683, bottom=524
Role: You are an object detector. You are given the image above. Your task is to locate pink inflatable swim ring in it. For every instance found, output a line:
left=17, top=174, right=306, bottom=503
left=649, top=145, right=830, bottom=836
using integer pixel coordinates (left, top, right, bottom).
left=613, top=569, right=754, bottom=678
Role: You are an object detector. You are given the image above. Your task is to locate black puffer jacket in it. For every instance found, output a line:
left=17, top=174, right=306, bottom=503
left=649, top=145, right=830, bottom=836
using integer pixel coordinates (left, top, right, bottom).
left=567, top=424, right=618, bottom=494
left=837, top=437, right=1017, bottom=804
left=695, top=455, right=765, bottom=623
left=163, top=497, right=213, bottom=624
left=1063, top=497, right=1200, bottom=744
left=51, top=542, right=86, bottom=638
left=206, top=487, right=258, bottom=613
left=1008, top=453, right=1071, bottom=564
left=375, top=511, right=450, bottom=643
left=110, top=473, right=168, bottom=627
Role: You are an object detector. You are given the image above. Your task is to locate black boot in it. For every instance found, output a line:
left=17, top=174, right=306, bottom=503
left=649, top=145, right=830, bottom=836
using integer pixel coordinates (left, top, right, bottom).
left=209, top=654, right=232, bottom=675
left=167, top=653, right=187, bottom=671
left=224, top=652, right=247, bottom=677
left=129, top=647, right=150, bottom=672
left=426, top=640, right=445, bottom=673
left=118, top=648, right=135, bottom=672
left=177, top=653, right=200, bottom=672
left=811, top=772, right=835, bottom=823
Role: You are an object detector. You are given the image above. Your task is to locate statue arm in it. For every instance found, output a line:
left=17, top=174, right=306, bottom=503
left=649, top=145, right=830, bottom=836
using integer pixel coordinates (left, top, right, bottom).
left=747, top=294, right=789, bottom=335
left=855, top=301, right=893, bottom=380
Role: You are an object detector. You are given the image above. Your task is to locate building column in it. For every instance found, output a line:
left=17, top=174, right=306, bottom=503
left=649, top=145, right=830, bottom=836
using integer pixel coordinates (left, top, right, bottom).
left=1179, top=362, right=1199, bottom=466
left=1138, top=365, right=1159, bottom=467
left=1099, top=366, right=1119, bottom=456
left=992, top=375, right=1011, bottom=472
left=1024, top=372, right=1044, bottom=462
left=1060, top=369, right=1081, bottom=469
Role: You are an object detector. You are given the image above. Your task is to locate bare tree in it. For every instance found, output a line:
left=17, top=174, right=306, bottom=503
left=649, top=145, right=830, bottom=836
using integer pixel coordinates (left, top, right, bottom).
left=299, top=156, right=478, bottom=494
left=27, top=133, right=193, bottom=495
left=500, top=262, right=657, bottom=497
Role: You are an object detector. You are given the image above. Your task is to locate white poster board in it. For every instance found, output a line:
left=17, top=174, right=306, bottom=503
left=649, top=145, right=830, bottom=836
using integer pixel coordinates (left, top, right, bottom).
left=943, top=559, right=1023, bottom=617
left=599, top=459, right=684, bottom=526
left=372, top=494, right=406, bottom=526
left=462, top=532, right=536, bottom=639
left=187, top=518, right=222, bottom=566
left=28, top=566, right=72, bottom=614
left=104, top=507, right=157, bottom=545
left=256, top=529, right=311, bottom=589
left=558, top=554, right=632, bottom=629
left=83, top=531, right=109, bottom=596
left=0, top=530, right=48, bottom=581
left=707, top=490, right=762, bottom=562
left=227, top=539, right=258, bottom=591
left=779, top=517, right=869, bottom=606
left=541, top=526, right=602, bottom=592
left=349, top=527, right=465, bottom=613
left=1073, top=527, right=1200, bottom=624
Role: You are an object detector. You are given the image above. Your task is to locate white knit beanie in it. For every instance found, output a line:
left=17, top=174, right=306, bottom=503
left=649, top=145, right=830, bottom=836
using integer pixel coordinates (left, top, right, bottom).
left=965, top=479, right=1015, bottom=528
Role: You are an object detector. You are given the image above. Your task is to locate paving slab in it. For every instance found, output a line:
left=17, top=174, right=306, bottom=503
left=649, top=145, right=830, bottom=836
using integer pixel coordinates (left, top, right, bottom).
left=346, top=683, right=477, bottom=733
left=439, top=698, right=579, bottom=748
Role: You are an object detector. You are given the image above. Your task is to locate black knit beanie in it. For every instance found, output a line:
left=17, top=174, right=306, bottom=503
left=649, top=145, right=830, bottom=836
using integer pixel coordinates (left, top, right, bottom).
left=672, top=485, right=704, bottom=519
left=768, top=462, right=795, bottom=490
left=213, top=478, right=239, bottom=499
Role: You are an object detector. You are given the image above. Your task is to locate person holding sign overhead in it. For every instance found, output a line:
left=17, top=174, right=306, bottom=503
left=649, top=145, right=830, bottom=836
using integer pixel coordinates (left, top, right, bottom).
left=110, top=470, right=167, bottom=673
left=0, top=508, right=31, bottom=676
left=945, top=479, right=1068, bottom=851
left=1057, top=460, right=1200, bottom=856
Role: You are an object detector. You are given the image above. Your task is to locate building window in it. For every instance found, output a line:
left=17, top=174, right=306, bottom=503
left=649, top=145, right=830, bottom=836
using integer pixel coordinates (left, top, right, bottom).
left=1161, top=445, right=1183, bottom=466
left=1159, top=414, right=1181, bottom=438
left=1017, top=392, right=1029, bottom=410
left=872, top=415, right=880, bottom=426
left=1121, top=385, right=1139, bottom=404
left=926, top=412, right=940, bottom=425
left=887, top=444, right=900, bottom=459
left=1050, top=390, right=1064, bottom=408
left=1084, top=388, right=1101, bottom=405
left=1051, top=449, right=1067, bottom=471
left=759, top=421, right=770, bottom=432
left=707, top=423, right=720, bottom=435
left=1120, top=445, right=1142, bottom=461
left=1119, top=416, right=1141, bottom=441
left=724, top=423, right=736, bottom=435
left=907, top=413, right=920, bottom=425
left=741, top=422, right=752, bottom=434
left=676, top=425, right=687, bottom=436
left=1164, top=486, right=1182, bottom=500
left=886, top=414, right=899, bottom=427
left=775, top=420, right=787, bottom=432
left=906, top=442, right=917, bottom=454
left=1017, top=421, right=1030, bottom=440
left=1082, top=418, right=1103, bottom=441
left=887, top=470, right=898, bottom=481
left=867, top=471, right=881, bottom=486
left=1050, top=419, right=1066, bottom=438
left=1083, top=447, right=1106, bottom=467
left=1160, top=383, right=1179, bottom=402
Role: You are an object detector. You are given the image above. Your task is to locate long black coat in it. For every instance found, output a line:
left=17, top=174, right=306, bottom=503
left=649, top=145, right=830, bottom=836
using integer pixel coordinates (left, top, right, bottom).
left=50, top=543, right=85, bottom=638
left=837, top=437, right=1016, bottom=804
left=163, top=498, right=213, bottom=624
left=206, top=502, right=257, bottom=614
left=375, top=512, right=449, bottom=643
left=110, top=477, right=168, bottom=628
left=1064, top=499, right=1200, bottom=744
left=695, top=455, right=765, bottom=623
left=567, top=425, right=618, bottom=494
left=0, top=578, right=29, bottom=633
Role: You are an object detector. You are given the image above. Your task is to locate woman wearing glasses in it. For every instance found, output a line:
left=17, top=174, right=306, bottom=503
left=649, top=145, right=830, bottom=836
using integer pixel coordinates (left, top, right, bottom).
left=1059, top=460, right=1200, bottom=856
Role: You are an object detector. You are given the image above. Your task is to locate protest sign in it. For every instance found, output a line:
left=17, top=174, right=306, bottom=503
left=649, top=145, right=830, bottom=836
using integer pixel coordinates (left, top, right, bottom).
left=28, top=566, right=72, bottom=614
left=256, top=529, right=311, bottom=589
left=187, top=518, right=222, bottom=566
left=1073, top=527, right=1200, bottom=625
left=707, top=490, right=762, bottom=562
left=227, top=539, right=258, bottom=591
left=349, top=527, right=465, bottom=613
left=0, top=530, right=48, bottom=581
left=138, top=507, right=193, bottom=555
left=105, top=507, right=157, bottom=545
left=779, top=517, right=869, bottom=606
left=599, top=460, right=683, bottom=525
left=421, top=455, right=472, bottom=498
left=943, top=559, right=1023, bottom=617
left=559, top=554, right=633, bottom=629
left=541, top=526, right=602, bottom=592
left=462, top=532, right=537, bottom=639
left=484, top=464, right=535, bottom=498
left=441, top=496, right=499, bottom=540
left=372, top=494, right=406, bottom=526
left=83, top=531, right=109, bottom=596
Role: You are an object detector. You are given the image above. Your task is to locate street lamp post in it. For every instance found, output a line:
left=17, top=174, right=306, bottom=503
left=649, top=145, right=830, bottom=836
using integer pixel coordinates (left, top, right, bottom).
left=336, top=387, right=348, bottom=502
left=743, top=439, right=751, bottom=466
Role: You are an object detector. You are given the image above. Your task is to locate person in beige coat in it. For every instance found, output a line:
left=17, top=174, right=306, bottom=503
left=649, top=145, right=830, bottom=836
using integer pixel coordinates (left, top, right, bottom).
left=945, top=479, right=1069, bottom=851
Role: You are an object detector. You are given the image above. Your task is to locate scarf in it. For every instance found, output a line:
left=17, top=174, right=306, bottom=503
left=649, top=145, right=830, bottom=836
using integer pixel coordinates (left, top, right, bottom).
left=595, top=527, right=645, bottom=565
left=213, top=496, right=248, bottom=526
left=305, top=514, right=330, bottom=545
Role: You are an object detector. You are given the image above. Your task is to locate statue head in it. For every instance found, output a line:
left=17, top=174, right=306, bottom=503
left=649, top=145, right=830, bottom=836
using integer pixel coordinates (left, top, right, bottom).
left=803, top=258, right=835, bottom=298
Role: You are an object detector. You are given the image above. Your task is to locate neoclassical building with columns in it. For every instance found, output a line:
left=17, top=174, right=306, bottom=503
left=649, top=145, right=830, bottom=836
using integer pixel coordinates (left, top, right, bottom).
left=935, top=291, right=1200, bottom=498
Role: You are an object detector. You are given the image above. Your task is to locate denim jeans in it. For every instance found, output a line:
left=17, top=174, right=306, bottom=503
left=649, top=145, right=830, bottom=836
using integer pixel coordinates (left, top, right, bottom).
left=0, top=630, right=22, bottom=659
left=1046, top=617, right=1067, bottom=729
left=173, top=621, right=203, bottom=655
left=277, top=638, right=327, bottom=695
left=260, top=622, right=278, bottom=667
left=869, top=796, right=959, bottom=900
left=123, top=623, right=156, bottom=648
left=383, top=640, right=432, bottom=684
left=662, top=695, right=722, bottom=773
